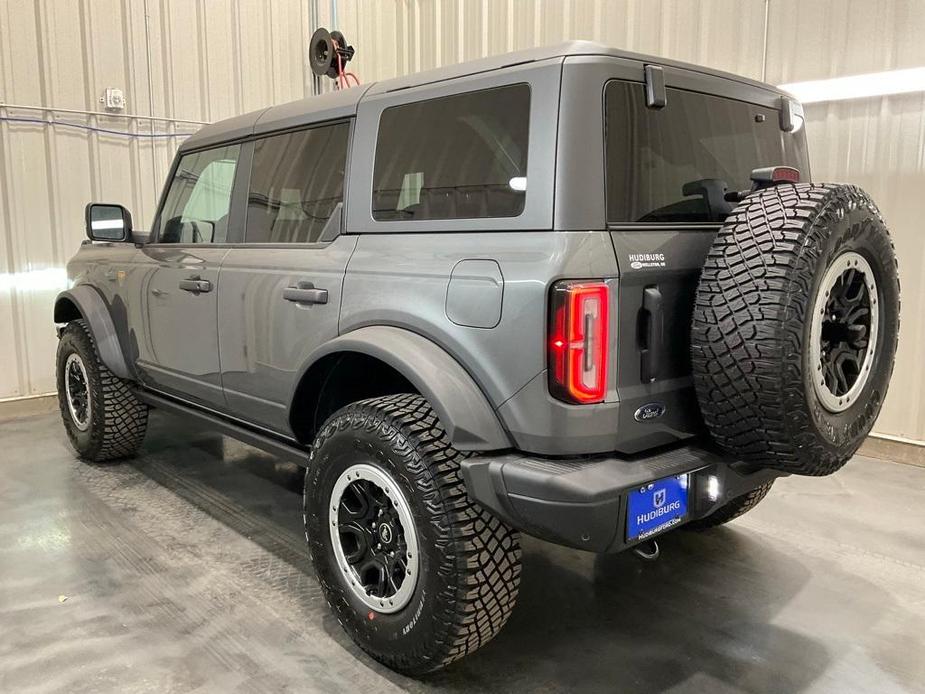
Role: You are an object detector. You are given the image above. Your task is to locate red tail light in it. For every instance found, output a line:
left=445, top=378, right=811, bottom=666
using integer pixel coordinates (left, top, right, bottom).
left=749, top=165, right=801, bottom=186
left=771, top=166, right=800, bottom=183
left=548, top=281, right=609, bottom=404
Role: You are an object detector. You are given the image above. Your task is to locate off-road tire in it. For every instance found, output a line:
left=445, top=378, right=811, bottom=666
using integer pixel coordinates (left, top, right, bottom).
left=303, top=394, right=521, bottom=675
left=687, top=481, right=774, bottom=529
left=692, top=184, right=899, bottom=476
left=56, top=319, right=148, bottom=461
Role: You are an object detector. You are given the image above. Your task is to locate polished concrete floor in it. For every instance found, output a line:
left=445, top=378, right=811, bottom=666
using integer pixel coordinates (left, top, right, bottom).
left=1, top=410, right=924, bottom=694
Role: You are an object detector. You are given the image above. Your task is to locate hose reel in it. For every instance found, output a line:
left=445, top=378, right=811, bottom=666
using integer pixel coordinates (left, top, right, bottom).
left=309, top=27, right=359, bottom=88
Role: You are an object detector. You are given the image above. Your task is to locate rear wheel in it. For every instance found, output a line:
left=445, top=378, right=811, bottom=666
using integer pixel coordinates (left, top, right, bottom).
left=303, top=394, right=521, bottom=675
left=687, top=482, right=774, bottom=529
left=56, top=320, right=148, bottom=461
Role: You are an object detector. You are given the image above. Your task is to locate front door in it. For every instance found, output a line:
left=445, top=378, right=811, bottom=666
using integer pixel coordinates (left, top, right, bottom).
left=130, top=143, right=242, bottom=408
left=218, top=121, right=354, bottom=434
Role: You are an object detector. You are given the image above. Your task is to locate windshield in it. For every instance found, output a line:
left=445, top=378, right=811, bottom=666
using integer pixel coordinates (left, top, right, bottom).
left=604, top=80, right=809, bottom=224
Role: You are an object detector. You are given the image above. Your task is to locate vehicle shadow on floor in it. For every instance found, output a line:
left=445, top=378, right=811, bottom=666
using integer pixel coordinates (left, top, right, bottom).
left=422, top=533, right=828, bottom=693
left=132, top=412, right=887, bottom=694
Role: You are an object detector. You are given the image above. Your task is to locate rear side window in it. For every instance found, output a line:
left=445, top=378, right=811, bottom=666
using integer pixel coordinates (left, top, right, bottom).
left=246, top=122, right=350, bottom=244
left=157, top=144, right=240, bottom=243
left=372, top=84, right=530, bottom=221
left=605, top=80, right=810, bottom=223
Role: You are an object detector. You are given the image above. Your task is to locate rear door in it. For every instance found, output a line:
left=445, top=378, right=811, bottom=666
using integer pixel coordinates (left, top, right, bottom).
left=131, top=143, right=241, bottom=407
left=218, top=121, right=356, bottom=435
left=602, top=77, right=810, bottom=446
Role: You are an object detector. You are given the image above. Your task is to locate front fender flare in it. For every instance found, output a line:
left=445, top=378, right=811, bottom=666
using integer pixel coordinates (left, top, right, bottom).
left=54, top=286, right=132, bottom=380
left=303, top=326, right=511, bottom=451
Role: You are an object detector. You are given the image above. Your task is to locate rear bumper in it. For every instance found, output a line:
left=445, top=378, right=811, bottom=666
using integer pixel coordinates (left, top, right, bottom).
left=460, top=443, right=782, bottom=553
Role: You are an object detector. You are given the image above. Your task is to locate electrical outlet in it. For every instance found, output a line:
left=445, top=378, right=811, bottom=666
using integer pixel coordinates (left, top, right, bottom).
left=103, top=88, right=125, bottom=111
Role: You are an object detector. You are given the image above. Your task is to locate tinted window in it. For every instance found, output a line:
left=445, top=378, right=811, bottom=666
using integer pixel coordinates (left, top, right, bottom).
left=245, top=122, right=350, bottom=244
left=372, top=84, right=530, bottom=221
left=157, top=144, right=240, bottom=243
left=605, top=81, right=810, bottom=223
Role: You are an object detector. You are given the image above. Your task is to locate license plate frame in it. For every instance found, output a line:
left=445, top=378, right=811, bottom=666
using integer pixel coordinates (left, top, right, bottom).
left=626, top=474, right=690, bottom=542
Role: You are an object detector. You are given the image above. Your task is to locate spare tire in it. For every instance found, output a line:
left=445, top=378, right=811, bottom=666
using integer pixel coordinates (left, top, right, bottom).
left=691, top=184, right=899, bottom=476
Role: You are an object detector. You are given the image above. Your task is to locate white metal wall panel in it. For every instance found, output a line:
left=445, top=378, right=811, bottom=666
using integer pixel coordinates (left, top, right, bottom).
left=766, top=0, right=925, bottom=441
left=802, top=95, right=925, bottom=442
left=766, top=0, right=925, bottom=84
left=332, top=0, right=767, bottom=83
left=0, top=0, right=308, bottom=399
left=1, top=0, right=923, bottom=444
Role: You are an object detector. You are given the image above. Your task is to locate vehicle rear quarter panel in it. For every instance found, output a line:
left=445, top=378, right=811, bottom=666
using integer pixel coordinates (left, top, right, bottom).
left=339, top=231, right=619, bottom=408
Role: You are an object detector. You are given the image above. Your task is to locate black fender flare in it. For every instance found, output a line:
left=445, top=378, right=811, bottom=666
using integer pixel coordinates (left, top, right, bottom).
left=300, top=326, right=511, bottom=451
left=54, top=286, right=132, bottom=380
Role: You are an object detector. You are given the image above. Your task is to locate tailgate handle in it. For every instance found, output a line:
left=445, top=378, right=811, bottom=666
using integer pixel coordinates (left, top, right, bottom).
left=640, top=286, right=663, bottom=383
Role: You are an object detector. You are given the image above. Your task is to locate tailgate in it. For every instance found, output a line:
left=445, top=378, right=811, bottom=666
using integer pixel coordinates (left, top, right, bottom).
left=609, top=229, right=715, bottom=453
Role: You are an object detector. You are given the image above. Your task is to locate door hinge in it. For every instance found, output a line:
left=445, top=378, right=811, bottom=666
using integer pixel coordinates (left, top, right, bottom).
left=644, top=65, right=667, bottom=109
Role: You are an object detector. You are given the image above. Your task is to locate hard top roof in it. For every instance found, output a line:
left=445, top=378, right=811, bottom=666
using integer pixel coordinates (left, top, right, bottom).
left=179, top=40, right=786, bottom=152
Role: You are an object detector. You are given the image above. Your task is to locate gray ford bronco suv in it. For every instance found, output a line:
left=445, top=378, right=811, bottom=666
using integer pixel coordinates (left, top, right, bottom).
left=54, top=41, right=899, bottom=674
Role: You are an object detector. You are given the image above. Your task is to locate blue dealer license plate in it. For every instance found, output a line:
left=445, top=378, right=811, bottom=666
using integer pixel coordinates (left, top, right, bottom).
left=626, top=474, right=690, bottom=542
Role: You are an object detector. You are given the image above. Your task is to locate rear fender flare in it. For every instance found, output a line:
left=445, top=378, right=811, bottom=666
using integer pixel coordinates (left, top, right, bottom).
left=54, top=286, right=132, bottom=380
left=298, top=326, right=511, bottom=451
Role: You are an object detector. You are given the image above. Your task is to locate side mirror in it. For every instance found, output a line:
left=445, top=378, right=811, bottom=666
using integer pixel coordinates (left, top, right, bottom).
left=85, top=203, right=132, bottom=242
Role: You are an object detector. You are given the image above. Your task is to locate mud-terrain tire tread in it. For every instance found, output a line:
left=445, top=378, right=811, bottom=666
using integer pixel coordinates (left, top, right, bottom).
left=688, top=481, right=774, bottom=529
left=56, top=319, right=148, bottom=461
left=691, top=183, right=899, bottom=476
left=304, top=393, right=521, bottom=675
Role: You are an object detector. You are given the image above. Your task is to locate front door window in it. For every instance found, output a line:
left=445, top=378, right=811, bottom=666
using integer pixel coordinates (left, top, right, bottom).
left=157, top=145, right=240, bottom=244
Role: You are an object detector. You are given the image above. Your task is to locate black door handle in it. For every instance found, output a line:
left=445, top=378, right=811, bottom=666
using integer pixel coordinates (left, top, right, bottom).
left=283, top=281, right=328, bottom=305
left=178, top=277, right=212, bottom=293
left=640, top=286, right=663, bottom=383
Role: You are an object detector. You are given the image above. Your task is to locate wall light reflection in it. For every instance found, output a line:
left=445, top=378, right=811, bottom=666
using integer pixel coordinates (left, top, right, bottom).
left=780, top=66, right=925, bottom=104
left=0, top=267, right=69, bottom=293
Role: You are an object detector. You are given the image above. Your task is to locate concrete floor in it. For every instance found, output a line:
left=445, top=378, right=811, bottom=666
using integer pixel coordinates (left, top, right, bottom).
left=1, top=411, right=924, bottom=694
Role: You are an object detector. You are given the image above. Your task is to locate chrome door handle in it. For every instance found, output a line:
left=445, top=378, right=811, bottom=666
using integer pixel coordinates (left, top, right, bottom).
left=178, top=277, right=212, bottom=293
left=283, top=282, right=328, bottom=305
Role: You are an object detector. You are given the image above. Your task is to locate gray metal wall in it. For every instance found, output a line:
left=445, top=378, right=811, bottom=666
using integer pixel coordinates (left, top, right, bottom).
left=1, top=0, right=922, bottom=443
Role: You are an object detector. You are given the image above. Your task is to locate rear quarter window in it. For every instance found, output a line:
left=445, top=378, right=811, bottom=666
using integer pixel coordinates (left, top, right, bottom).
left=372, top=84, right=530, bottom=221
left=604, top=80, right=809, bottom=224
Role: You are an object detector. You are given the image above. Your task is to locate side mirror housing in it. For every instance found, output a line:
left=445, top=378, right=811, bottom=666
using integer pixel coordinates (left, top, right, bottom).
left=85, top=203, right=132, bottom=242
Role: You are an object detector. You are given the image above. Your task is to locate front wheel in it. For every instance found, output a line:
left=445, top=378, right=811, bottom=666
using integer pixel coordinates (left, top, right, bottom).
left=303, top=394, right=521, bottom=675
left=56, top=319, right=148, bottom=461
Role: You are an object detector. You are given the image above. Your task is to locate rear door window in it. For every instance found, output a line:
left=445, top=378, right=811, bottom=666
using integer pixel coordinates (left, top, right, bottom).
left=245, top=122, right=350, bottom=244
left=604, top=80, right=809, bottom=224
left=372, top=84, right=530, bottom=221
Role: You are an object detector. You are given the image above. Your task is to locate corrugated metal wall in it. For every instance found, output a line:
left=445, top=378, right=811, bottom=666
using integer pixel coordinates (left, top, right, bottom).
left=0, top=0, right=317, bottom=400
left=764, top=0, right=925, bottom=442
left=1, top=0, right=922, bottom=442
left=333, top=0, right=769, bottom=83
